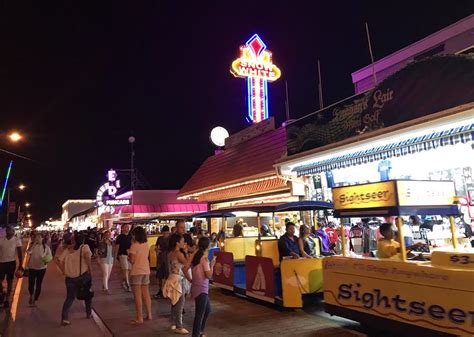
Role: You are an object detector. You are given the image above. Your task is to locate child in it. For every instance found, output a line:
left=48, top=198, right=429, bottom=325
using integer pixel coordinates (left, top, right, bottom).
left=190, top=237, right=216, bottom=337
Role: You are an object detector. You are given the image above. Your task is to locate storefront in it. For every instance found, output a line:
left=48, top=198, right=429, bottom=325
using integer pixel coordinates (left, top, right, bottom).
left=99, top=189, right=207, bottom=231
left=277, top=55, right=474, bottom=230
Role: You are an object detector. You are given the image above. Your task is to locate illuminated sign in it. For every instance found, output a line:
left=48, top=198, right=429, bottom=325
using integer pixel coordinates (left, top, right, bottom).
left=396, top=180, right=455, bottom=206
left=230, top=34, right=281, bottom=124
left=332, top=180, right=456, bottom=211
left=96, top=169, right=127, bottom=214
left=323, top=257, right=474, bottom=336
left=105, top=199, right=131, bottom=206
left=332, top=181, right=397, bottom=210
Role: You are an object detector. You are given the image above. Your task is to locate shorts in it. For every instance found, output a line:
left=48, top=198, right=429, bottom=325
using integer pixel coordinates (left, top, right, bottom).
left=119, top=255, right=131, bottom=270
left=130, top=274, right=150, bottom=285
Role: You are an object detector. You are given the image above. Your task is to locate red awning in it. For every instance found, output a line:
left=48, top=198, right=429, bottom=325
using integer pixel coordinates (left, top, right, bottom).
left=195, top=177, right=289, bottom=202
left=116, top=203, right=207, bottom=214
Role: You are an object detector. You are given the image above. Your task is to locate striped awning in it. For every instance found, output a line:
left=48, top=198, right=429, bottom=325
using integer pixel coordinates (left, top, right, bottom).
left=195, top=177, right=289, bottom=202
left=294, top=123, right=474, bottom=176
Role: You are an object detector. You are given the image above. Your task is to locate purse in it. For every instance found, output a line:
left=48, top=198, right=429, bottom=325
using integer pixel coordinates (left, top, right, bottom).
left=76, top=245, right=94, bottom=301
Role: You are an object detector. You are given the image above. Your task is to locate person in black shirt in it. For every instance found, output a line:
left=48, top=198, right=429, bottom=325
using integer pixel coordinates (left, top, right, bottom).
left=176, top=220, right=195, bottom=254
left=114, top=224, right=132, bottom=292
left=154, top=225, right=170, bottom=299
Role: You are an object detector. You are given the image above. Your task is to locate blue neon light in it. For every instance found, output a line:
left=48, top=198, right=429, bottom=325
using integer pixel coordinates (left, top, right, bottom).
left=264, top=79, right=269, bottom=120
left=247, top=77, right=252, bottom=120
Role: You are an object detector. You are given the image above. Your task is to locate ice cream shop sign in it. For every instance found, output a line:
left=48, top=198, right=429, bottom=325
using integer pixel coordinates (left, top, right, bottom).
left=96, top=169, right=131, bottom=213
left=230, top=34, right=281, bottom=124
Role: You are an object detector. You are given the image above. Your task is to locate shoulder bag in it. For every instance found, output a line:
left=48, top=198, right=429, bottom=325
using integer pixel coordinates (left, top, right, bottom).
left=76, top=245, right=94, bottom=300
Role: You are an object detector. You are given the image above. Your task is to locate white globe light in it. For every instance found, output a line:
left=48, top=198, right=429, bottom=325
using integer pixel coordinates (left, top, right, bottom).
left=210, top=127, right=229, bottom=147
left=128, top=136, right=136, bottom=143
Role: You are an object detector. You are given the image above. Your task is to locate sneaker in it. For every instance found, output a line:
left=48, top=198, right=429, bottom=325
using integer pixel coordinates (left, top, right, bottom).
left=171, top=325, right=176, bottom=331
left=126, top=285, right=132, bottom=292
left=61, top=320, right=71, bottom=326
left=29, top=296, right=34, bottom=306
left=175, top=328, right=189, bottom=335
left=121, top=281, right=127, bottom=290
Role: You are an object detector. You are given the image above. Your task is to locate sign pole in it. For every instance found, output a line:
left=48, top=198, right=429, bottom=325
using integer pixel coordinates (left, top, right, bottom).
left=396, top=217, right=407, bottom=262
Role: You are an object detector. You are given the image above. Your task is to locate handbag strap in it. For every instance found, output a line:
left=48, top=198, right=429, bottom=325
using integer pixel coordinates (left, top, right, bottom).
left=79, top=245, right=83, bottom=275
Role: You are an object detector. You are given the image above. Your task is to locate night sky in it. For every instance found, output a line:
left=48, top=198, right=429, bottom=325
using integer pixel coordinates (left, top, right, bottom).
left=0, top=1, right=473, bottom=222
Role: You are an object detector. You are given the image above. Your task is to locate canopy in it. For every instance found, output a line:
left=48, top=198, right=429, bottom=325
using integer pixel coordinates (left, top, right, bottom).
left=275, top=201, right=333, bottom=212
left=334, top=205, right=460, bottom=218
left=192, top=211, right=236, bottom=218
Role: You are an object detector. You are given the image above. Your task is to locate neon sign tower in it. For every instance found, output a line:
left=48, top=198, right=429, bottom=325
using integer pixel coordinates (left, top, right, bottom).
left=231, top=34, right=281, bottom=123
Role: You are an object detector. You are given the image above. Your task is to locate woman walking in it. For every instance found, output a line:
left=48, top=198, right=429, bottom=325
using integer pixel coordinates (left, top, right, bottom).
left=128, top=226, right=152, bottom=324
left=98, top=230, right=114, bottom=294
left=191, top=237, right=216, bottom=337
left=27, top=232, right=52, bottom=306
left=57, top=232, right=93, bottom=326
left=163, top=233, right=191, bottom=335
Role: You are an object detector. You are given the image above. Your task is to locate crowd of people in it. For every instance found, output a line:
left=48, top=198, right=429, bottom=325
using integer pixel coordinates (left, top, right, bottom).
left=26, top=221, right=216, bottom=336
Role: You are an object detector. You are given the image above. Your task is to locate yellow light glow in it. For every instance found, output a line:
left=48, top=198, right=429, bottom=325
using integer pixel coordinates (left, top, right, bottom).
left=8, top=132, right=22, bottom=142
left=25, top=203, right=31, bottom=207
left=61, top=199, right=96, bottom=209
left=18, top=184, right=26, bottom=190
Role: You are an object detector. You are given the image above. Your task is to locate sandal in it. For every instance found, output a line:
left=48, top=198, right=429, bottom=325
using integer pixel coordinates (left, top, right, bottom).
left=131, top=319, right=144, bottom=325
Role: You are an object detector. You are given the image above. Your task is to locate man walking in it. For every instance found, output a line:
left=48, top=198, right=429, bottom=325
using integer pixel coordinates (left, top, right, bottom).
left=0, top=226, right=24, bottom=308
left=114, top=224, right=132, bottom=291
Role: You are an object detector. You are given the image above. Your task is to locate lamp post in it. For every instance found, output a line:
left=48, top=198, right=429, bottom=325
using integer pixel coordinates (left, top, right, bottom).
left=6, top=184, right=26, bottom=226
left=128, top=135, right=136, bottom=191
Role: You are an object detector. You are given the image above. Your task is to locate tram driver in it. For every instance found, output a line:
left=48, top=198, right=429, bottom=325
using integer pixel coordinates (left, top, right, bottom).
left=377, top=223, right=423, bottom=259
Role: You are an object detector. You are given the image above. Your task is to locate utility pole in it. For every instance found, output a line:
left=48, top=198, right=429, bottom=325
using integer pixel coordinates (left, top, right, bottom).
left=317, top=59, right=324, bottom=110
left=365, top=22, right=377, bottom=86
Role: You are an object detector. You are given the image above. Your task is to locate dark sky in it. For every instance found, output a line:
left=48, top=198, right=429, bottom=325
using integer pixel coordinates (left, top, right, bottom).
left=0, top=1, right=473, bottom=222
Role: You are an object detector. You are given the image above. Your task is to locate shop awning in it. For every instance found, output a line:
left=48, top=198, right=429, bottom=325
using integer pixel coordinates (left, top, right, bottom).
left=294, top=123, right=474, bottom=176
left=117, top=203, right=207, bottom=214
left=194, top=177, right=289, bottom=202
left=192, top=211, right=236, bottom=218
left=275, top=201, right=333, bottom=212
left=178, top=127, right=287, bottom=199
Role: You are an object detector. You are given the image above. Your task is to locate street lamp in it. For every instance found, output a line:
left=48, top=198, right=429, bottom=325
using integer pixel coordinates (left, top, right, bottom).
left=18, top=184, right=26, bottom=190
left=25, top=202, right=31, bottom=207
left=8, top=132, right=23, bottom=143
left=27, top=214, right=31, bottom=218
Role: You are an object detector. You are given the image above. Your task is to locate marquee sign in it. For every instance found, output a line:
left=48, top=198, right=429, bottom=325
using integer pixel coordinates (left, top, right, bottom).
left=96, top=169, right=130, bottom=213
left=230, top=34, right=281, bottom=124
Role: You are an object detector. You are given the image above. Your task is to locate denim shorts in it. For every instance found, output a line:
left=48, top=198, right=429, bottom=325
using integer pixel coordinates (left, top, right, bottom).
left=130, top=274, right=150, bottom=285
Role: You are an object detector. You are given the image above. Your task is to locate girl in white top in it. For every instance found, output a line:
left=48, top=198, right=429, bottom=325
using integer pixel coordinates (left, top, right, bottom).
left=98, top=230, right=114, bottom=294
left=27, top=232, right=52, bottom=306
left=57, top=233, right=93, bottom=326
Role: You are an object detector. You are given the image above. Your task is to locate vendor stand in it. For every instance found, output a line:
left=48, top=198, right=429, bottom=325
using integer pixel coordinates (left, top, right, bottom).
left=323, top=179, right=474, bottom=337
